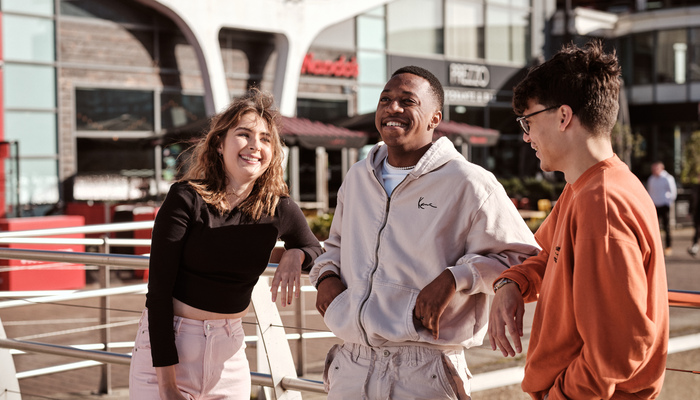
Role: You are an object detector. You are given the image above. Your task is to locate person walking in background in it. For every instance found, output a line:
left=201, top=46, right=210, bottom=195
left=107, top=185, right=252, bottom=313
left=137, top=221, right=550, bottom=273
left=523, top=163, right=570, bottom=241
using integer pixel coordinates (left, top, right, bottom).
left=129, top=89, right=323, bottom=400
left=488, top=41, right=668, bottom=399
left=647, top=161, right=677, bottom=255
left=311, top=65, right=540, bottom=399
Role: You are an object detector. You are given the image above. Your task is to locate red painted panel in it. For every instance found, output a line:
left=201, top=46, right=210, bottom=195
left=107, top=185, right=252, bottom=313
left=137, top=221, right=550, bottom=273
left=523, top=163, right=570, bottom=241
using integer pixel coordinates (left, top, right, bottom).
left=0, top=215, right=86, bottom=290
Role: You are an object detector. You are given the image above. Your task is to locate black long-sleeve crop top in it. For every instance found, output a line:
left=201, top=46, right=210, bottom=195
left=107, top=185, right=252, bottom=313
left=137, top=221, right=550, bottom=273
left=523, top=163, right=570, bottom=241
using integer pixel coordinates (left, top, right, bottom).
left=145, top=181, right=323, bottom=367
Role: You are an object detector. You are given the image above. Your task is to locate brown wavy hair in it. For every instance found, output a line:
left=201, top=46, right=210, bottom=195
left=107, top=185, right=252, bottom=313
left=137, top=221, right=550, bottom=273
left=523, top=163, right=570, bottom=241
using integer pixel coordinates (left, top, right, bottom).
left=181, top=88, right=289, bottom=220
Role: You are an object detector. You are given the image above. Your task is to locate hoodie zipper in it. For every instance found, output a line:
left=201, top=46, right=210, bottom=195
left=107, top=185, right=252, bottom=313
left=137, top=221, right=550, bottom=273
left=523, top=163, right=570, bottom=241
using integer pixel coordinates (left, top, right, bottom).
left=356, top=168, right=411, bottom=346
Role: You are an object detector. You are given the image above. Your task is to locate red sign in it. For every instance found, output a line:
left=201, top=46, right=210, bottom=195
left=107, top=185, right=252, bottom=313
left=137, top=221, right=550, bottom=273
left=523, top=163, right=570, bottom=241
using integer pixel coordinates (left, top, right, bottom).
left=468, top=136, right=489, bottom=145
left=301, top=53, right=359, bottom=79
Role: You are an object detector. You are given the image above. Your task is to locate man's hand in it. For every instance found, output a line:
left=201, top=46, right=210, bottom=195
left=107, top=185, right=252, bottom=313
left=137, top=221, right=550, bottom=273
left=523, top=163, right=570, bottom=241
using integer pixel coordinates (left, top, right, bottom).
left=315, top=271, right=346, bottom=317
left=414, top=270, right=456, bottom=340
left=488, top=283, right=524, bottom=357
left=270, top=249, right=304, bottom=307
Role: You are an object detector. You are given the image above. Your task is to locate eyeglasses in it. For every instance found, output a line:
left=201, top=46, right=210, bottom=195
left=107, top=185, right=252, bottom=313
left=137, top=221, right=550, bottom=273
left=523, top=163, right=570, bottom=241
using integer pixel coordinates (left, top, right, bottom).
left=516, top=105, right=560, bottom=134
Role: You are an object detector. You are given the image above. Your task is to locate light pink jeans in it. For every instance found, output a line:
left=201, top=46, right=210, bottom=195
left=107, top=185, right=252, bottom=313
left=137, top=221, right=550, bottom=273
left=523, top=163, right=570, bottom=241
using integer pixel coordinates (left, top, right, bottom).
left=129, top=309, right=251, bottom=400
left=323, top=342, right=472, bottom=400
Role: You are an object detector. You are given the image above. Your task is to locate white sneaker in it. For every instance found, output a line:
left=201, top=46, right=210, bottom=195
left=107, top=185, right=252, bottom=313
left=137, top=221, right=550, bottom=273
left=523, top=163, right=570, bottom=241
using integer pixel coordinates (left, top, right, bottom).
left=688, top=244, right=699, bottom=257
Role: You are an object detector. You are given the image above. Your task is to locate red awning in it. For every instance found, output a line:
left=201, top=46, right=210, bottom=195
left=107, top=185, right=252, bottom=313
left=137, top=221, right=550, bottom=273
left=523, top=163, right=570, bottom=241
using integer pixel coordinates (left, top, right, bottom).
left=161, top=116, right=369, bottom=150
left=433, top=120, right=500, bottom=147
left=333, top=113, right=500, bottom=147
left=280, top=116, right=369, bottom=150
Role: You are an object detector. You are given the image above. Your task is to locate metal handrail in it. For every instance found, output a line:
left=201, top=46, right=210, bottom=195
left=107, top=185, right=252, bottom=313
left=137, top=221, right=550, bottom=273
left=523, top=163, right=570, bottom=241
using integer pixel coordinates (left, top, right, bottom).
left=2, top=248, right=699, bottom=308
left=0, top=248, right=147, bottom=269
left=0, top=246, right=326, bottom=396
left=0, top=338, right=325, bottom=394
left=0, top=221, right=154, bottom=238
left=1, top=241, right=698, bottom=396
left=0, top=284, right=147, bottom=310
left=0, top=238, right=152, bottom=247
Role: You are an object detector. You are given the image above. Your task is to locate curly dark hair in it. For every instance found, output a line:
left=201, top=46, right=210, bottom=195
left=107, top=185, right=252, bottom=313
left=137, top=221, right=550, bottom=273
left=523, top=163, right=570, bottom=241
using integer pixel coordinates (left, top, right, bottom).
left=392, top=65, right=444, bottom=110
left=181, top=88, right=288, bottom=220
left=512, top=40, right=621, bottom=136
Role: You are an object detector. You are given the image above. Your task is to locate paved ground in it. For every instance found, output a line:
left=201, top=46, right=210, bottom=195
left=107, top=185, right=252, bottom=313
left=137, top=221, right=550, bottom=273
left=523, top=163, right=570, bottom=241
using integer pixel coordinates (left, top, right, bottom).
left=1, top=228, right=698, bottom=399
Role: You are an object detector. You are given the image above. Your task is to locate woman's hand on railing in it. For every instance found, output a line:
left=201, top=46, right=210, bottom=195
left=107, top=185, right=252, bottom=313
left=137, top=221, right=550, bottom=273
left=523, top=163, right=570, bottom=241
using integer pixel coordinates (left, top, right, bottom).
left=270, top=249, right=305, bottom=307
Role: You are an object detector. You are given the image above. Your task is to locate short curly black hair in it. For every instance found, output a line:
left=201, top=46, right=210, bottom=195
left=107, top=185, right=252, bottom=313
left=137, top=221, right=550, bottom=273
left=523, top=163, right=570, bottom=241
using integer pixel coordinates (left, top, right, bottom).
left=392, top=65, right=444, bottom=110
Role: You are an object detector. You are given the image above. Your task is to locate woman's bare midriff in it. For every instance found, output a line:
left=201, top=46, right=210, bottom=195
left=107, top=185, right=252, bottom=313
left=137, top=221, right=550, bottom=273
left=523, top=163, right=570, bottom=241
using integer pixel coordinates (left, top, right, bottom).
left=173, top=298, right=248, bottom=320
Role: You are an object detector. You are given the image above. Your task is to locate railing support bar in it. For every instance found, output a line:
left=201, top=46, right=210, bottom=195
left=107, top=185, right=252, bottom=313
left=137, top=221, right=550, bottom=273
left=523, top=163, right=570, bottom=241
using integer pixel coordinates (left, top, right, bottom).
left=0, top=318, right=21, bottom=399
left=296, top=286, right=306, bottom=377
left=251, top=277, right=302, bottom=400
left=98, top=237, right=112, bottom=395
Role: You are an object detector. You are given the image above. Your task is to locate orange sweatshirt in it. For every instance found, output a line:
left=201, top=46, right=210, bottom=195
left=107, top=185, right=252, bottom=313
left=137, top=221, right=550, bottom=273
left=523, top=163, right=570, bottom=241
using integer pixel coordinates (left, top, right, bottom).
left=500, top=156, right=669, bottom=399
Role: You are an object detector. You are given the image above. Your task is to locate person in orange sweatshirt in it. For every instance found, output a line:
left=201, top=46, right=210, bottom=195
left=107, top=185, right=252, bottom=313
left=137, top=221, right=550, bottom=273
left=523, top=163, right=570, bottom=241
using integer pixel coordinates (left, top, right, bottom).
left=488, top=40, right=669, bottom=400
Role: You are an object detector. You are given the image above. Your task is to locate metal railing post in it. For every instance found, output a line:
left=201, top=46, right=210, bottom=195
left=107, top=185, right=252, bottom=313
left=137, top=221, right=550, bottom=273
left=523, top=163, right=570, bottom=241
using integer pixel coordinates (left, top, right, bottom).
left=296, top=286, right=306, bottom=377
left=98, top=235, right=112, bottom=394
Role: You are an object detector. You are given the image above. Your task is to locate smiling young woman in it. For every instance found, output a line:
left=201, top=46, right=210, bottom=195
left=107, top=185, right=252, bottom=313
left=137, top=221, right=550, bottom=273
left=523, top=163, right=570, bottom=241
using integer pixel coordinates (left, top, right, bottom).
left=128, top=89, right=322, bottom=400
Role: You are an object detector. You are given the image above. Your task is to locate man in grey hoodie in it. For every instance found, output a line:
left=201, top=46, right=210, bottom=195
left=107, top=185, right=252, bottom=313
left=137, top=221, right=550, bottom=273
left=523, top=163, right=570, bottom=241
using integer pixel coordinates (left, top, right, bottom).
left=310, top=65, right=539, bottom=399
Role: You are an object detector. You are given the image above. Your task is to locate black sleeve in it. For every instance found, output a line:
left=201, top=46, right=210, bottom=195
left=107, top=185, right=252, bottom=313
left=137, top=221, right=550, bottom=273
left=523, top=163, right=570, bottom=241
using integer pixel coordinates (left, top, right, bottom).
left=145, top=182, right=195, bottom=367
left=277, top=198, right=323, bottom=272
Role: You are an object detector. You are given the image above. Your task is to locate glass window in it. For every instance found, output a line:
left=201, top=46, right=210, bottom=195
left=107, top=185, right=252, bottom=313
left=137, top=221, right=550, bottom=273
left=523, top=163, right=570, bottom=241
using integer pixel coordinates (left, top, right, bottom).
left=2, top=15, right=54, bottom=62
left=445, top=0, right=484, bottom=60
left=691, top=28, right=700, bottom=82
left=160, top=93, right=207, bottom=131
left=297, top=99, right=349, bottom=122
left=632, top=32, right=654, bottom=85
left=4, top=111, right=57, bottom=156
left=486, top=6, right=510, bottom=63
left=449, top=105, right=485, bottom=127
left=77, top=138, right=155, bottom=174
left=510, top=9, right=529, bottom=64
left=3, top=64, right=56, bottom=109
left=617, top=36, right=633, bottom=85
left=357, top=51, right=386, bottom=85
left=357, top=15, right=385, bottom=51
left=14, top=159, right=59, bottom=205
left=60, top=0, right=154, bottom=25
left=387, top=0, right=443, bottom=56
left=358, top=85, right=384, bottom=115
left=76, top=89, right=154, bottom=131
left=656, top=29, right=687, bottom=84
left=2, top=0, right=54, bottom=16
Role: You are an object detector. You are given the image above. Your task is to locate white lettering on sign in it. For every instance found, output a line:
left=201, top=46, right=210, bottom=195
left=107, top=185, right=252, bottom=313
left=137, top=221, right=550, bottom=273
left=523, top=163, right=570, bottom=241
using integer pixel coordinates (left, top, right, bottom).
left=445, top=89, right=495, bottom=105
left=449, top=63, right=490, bottom=88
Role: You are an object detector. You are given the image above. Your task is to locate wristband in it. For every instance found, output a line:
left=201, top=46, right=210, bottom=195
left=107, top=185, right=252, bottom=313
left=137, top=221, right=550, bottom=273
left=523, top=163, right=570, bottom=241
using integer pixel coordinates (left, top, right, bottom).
left=315, top=272, right=340, bottom=289
left=493, top=278, right=515, bottom=292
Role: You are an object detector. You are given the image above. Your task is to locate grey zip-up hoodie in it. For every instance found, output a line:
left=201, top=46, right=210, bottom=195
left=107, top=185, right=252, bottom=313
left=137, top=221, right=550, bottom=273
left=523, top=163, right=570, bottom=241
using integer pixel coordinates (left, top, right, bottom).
left=310, top=137, right=539, bottom=350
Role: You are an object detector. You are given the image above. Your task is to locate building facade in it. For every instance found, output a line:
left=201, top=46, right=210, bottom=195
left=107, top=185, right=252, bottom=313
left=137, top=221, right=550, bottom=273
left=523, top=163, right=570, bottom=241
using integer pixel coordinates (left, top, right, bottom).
left=1, top=0, right=554, bottom=217
left=551, top=0, right=700, bottom=178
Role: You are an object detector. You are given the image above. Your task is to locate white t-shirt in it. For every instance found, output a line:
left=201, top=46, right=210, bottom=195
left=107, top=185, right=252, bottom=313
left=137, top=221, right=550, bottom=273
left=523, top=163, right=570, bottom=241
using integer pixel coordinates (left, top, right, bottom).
left=382, top=157, right=414, bottom=196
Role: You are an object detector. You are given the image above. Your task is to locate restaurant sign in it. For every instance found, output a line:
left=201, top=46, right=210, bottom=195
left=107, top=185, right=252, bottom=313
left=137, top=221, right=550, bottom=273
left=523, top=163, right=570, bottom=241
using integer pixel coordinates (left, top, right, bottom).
left=301, top=53, right=359, bottom=79
left=449, top=63, right=490, bottom=88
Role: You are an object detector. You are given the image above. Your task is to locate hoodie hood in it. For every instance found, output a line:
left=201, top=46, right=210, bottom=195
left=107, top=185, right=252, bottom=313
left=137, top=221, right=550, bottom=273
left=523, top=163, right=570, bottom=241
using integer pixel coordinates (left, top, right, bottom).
left=365, top=136, right=463, bottom=177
